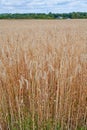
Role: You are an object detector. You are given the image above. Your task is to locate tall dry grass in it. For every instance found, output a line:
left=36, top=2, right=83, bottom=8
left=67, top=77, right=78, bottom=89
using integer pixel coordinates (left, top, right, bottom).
left=0, top=20, right=87, bottom=130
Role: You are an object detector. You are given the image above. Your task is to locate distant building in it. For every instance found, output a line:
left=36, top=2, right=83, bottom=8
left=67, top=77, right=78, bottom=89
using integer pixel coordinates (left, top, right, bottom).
left=57, top=16, right=63, bottom=19
left=66, top=18, right=71, bottom=20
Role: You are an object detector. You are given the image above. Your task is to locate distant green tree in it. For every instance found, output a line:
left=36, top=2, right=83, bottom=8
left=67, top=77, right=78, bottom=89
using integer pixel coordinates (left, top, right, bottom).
left=0, top=12, right=87, bottom=19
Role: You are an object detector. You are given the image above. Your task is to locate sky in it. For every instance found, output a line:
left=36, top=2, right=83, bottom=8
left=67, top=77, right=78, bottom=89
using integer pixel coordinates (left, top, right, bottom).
left=0, top=0, right=87, bottom=13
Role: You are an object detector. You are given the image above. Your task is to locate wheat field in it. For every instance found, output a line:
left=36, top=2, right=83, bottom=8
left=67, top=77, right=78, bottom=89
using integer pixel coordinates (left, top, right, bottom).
left=0, top=20, right=87, bottom=130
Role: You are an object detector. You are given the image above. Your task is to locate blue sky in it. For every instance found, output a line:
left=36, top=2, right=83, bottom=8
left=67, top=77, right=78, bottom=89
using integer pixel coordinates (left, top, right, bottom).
left=0, top=0, right=87, bottom=13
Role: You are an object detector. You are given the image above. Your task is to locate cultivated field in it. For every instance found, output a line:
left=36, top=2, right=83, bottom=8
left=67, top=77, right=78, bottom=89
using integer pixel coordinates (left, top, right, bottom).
left=0, top=20, right=87, bottom=130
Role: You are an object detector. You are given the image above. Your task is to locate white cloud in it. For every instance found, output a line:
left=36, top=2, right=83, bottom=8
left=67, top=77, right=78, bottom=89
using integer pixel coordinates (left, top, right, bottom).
left=0, top=0, right=87, bottom=13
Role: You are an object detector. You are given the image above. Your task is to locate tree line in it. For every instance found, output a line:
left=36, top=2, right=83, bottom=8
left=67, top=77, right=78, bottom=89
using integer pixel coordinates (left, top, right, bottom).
left=0, top=12, right=87, bottom=19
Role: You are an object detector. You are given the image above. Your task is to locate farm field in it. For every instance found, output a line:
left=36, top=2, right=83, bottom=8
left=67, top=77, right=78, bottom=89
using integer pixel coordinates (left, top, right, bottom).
left=0, top=20, right=87, bottom=130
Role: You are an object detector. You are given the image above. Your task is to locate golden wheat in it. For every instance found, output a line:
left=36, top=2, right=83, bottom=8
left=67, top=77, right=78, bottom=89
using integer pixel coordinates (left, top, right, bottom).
left=0, top=20, right=87, bottom=130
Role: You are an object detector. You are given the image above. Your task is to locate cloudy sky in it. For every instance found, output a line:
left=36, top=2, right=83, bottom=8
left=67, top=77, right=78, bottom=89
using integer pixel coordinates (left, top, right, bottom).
left=0, top=0, right=87, bottom=13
